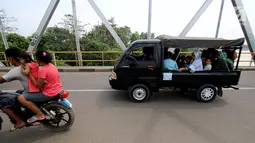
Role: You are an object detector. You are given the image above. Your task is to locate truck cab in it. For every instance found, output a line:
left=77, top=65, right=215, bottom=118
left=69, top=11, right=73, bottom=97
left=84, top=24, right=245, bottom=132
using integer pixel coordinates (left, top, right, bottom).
left=109, top=39, right=162, bottom=91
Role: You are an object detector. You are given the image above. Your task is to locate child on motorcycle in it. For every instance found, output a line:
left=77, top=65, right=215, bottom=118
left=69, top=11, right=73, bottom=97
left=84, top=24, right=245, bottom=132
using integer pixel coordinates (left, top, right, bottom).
left=18, top=51, right=40, bottom=93
left=17, top=50, right=63, bottom=124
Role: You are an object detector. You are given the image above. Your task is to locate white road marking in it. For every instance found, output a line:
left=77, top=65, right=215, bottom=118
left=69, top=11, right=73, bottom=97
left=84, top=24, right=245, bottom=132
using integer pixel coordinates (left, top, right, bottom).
left=2, top=87, right=255, bottom=93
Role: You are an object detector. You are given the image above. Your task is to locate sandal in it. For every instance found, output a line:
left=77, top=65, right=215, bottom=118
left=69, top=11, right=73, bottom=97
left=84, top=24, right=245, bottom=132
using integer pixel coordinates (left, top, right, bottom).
left=27, top=115, right=45, bottom=124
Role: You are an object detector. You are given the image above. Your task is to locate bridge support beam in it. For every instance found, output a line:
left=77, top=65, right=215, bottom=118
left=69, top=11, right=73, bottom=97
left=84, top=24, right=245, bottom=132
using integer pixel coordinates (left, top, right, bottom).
left=179, top=0, right=213, bottom=37
left=179, top=0, right=255, bottom=60
left=27, top=0, right=60, bottom=53
left=231, top=0, right=255, bottom=57
left=87, top=0, right=127, bottom=51
left=72, top=0, right=83, bottom=66
left=147, top=0, right=152, bottom=39
left=0, top=15, right=9, bottom=66
left=0, top=16, right=9, bottom=50
left=215, top=0, right=225, bottom=38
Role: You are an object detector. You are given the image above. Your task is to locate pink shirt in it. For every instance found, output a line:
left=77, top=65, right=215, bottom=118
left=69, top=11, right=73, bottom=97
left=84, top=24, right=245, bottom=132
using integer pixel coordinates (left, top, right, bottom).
left=27, top=62, right=40, bottom=92
left=38, top=63, right=63, bottom=96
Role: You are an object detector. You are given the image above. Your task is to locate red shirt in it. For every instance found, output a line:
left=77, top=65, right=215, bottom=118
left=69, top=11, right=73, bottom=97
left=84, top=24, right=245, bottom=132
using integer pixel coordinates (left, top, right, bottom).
left=27, top=62, right=40, bottom=92
left=38, top=63, right=63, bottom=96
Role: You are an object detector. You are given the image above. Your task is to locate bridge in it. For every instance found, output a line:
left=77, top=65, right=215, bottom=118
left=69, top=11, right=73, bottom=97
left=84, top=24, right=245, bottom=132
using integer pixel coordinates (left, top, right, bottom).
left=0, top=71, right=255, bottom=142
left=1, top=0, right=255, bottom=142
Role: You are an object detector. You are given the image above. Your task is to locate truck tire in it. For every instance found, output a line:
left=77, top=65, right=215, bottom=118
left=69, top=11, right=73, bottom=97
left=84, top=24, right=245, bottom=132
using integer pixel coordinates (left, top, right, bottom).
left=128, top=84, right=151, bottom=103
left=196, top=84, right=217, bottom=103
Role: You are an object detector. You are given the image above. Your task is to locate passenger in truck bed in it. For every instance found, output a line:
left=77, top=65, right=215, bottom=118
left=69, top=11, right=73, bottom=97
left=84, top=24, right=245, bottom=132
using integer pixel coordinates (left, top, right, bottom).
left=203, top=57, right=212, bottom=71
left=184, top=56, right=192, bottom=68
left=163, top=51, right=178, bottom=71
left=172, top=48, right=180, bottom=61
left=211, top=50, right=229, bottom=71
left=223, top=47, right=237, bottom=63
left=178, top=51, right=203, bottom=72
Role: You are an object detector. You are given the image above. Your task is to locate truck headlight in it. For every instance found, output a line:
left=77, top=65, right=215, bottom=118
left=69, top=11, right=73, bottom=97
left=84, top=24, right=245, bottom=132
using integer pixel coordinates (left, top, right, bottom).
left=110, top=71, right=117, bottom=80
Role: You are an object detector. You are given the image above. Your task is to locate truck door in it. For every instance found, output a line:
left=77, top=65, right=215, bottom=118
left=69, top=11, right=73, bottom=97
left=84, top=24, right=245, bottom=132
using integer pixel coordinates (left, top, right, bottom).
left=117, top=43, right=160, bottom=87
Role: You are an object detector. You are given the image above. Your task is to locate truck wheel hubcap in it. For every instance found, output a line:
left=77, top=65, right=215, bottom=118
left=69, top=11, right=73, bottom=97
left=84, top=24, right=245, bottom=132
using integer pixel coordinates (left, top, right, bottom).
left=133, top=88, right=146, bottom=101
left=201, top=88, right=214, bottom=100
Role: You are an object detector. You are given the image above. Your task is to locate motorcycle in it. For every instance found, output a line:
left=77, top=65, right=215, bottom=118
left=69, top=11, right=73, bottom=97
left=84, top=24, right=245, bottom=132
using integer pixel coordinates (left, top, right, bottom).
left=2, top=90, right=75, bottom=132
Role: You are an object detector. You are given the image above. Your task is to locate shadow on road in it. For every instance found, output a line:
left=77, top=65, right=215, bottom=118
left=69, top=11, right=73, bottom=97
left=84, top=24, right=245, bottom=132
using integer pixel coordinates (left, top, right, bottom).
left=96, top=91, right=228, bottom=143
left=0, top=126, right=70, bottom=143
left=96, top=90, right=227, bottom=110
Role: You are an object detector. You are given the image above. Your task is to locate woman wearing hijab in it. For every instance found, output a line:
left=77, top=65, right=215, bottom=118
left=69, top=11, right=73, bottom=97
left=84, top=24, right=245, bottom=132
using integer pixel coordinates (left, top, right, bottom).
left=219, top=51, right=234, bottom=70
left=179, top=51, right=203, bottom=72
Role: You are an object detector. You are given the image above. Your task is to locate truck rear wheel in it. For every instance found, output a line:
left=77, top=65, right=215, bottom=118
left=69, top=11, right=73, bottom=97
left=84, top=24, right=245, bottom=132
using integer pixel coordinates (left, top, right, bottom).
left=196, top=84, right=217, bottom=103
left=128, top=84, right=151, bottom=103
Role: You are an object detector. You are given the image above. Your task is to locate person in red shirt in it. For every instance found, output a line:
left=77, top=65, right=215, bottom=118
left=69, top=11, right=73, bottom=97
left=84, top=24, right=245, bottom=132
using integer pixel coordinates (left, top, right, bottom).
left=18, top=50, right=63, bottom=123
left=18, top=51, right=40, bottom=93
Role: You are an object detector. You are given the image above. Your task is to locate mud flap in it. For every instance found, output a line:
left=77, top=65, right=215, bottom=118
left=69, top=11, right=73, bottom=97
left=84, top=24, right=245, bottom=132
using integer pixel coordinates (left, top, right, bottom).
left=217, top=87, right=223, bottom=97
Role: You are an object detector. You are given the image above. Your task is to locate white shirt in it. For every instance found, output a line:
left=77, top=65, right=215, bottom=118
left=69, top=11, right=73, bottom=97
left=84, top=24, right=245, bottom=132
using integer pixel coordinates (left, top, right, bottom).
left=2, top=66, right=28, bottom=92
left=204, top=64, right=212, bottom=71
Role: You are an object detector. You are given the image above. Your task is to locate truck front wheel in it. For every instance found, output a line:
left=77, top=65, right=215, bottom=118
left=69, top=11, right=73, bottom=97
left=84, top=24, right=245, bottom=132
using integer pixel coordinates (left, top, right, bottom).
left=128, top=84, right=151, bottom=103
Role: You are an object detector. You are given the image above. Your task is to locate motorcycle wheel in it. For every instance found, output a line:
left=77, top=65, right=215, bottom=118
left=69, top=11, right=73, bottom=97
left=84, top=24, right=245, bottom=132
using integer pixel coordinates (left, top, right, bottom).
left=41, top=103, right=75, bottom=132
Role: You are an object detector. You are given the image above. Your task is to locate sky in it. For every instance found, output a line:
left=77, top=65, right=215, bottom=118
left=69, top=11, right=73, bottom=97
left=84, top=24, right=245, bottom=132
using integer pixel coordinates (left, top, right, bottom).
left=1, top=0, right=255, bottom=40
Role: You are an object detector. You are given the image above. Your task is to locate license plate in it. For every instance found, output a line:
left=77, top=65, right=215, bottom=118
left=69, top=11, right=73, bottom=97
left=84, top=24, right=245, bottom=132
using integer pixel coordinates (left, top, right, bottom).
left=59, top=99, right=72, bottom=108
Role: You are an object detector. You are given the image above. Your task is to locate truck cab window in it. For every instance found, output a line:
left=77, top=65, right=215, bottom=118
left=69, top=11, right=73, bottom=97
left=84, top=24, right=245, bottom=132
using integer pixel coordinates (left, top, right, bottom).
left=130, top=46, right=154, bottom=61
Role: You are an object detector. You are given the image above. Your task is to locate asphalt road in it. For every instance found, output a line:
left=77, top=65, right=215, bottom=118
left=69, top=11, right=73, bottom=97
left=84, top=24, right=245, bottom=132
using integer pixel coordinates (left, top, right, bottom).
left=0, top=72, right=255, bottom=143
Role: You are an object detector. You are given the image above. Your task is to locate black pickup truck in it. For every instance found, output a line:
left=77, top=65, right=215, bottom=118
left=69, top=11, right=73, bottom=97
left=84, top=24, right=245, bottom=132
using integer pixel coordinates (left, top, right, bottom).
left=109, top=35, right=244, bottom=103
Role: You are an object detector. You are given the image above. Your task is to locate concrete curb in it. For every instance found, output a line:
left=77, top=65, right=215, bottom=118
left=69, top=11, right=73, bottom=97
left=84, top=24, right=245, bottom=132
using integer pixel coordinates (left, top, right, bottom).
left=0, top=66, right=254, bottom=72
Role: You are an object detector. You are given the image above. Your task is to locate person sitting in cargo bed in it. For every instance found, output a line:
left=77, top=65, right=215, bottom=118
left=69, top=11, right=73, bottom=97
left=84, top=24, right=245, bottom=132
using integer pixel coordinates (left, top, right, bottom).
left=163, top=51, right=178, bottom=71
left=211, top=50, right=229, bottom=71
left=178, top=51, right=203, bottom=72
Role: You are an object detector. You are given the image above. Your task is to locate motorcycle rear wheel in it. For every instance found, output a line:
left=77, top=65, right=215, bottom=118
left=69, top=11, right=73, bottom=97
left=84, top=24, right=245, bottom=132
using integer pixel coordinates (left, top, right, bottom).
left=41, top=103, right=75, bottom=132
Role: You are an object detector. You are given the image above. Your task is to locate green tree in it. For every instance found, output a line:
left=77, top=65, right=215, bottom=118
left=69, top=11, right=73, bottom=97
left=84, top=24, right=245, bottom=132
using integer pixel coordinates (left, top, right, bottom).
left=130, top=31, right=140, bottom=43
left=80, top=38, right=121, bottom=66
left=83, top=17, right=132, bottom=49
left=139, top=32, right=155, bottom=39
left=58, top=14, right=88, bottom=35
left=28, top=26, right=77, bottom=66
left=0, top=33, right=29, bottom=50
left=0, top=33, right=28, bottom=66
left=46, top=26, right=76, bottom=65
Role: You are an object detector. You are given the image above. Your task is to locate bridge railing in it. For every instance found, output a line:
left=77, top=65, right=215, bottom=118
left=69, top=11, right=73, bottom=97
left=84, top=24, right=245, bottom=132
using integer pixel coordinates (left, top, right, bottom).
left=0, top=51, right=254, bottom=66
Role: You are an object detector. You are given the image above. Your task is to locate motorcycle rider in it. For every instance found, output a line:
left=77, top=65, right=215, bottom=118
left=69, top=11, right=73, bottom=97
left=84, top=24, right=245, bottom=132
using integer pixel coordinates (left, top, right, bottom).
left=0, top=48, right=27, bottom=129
